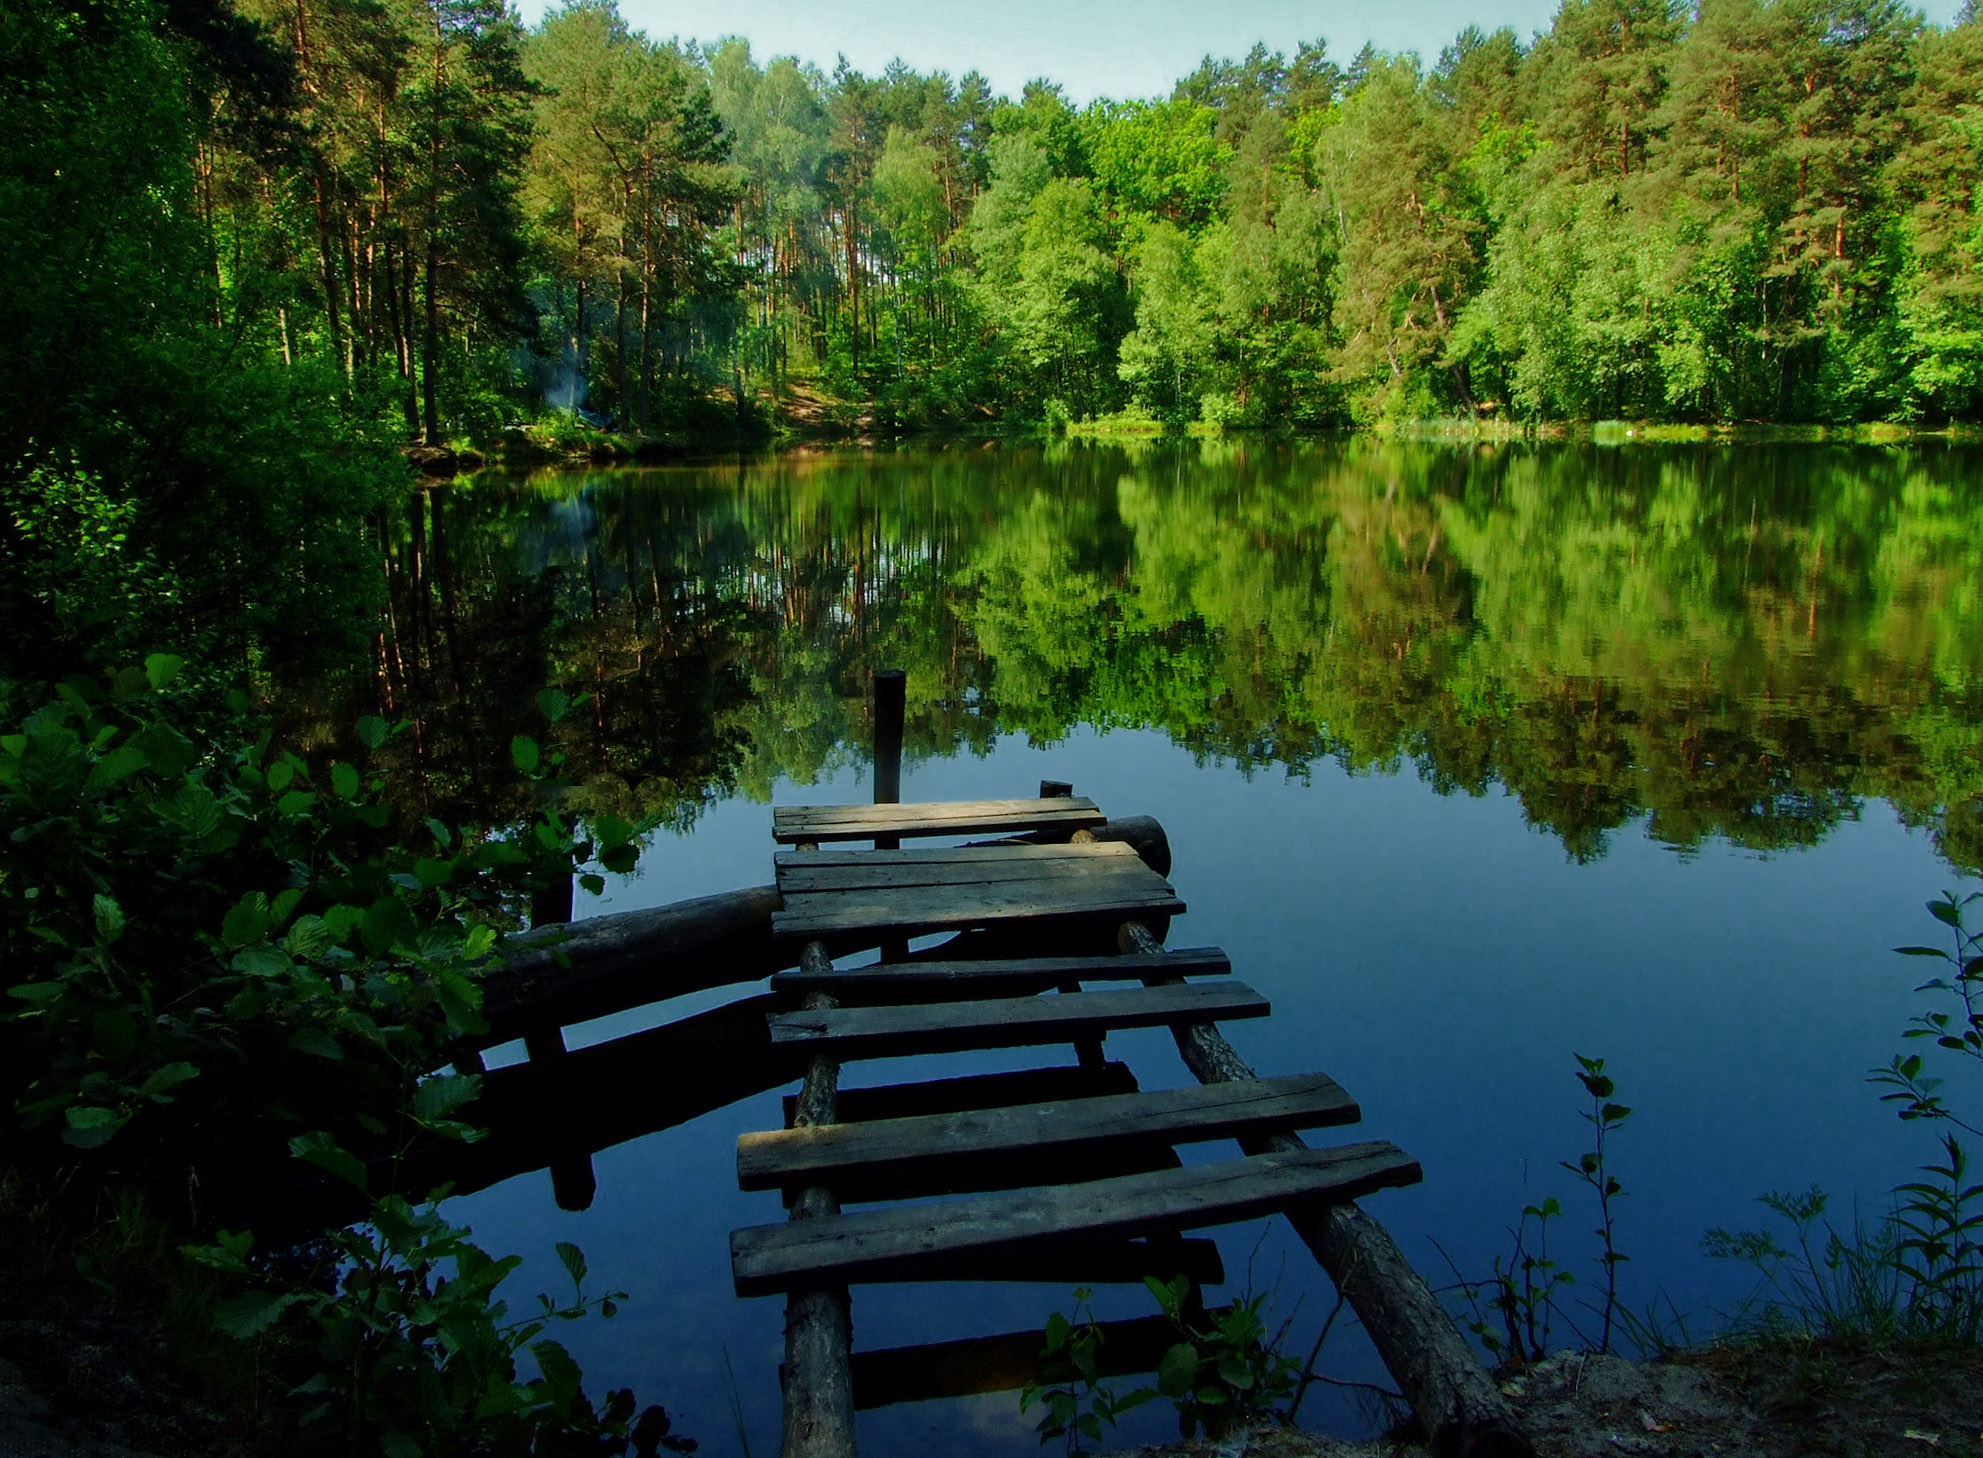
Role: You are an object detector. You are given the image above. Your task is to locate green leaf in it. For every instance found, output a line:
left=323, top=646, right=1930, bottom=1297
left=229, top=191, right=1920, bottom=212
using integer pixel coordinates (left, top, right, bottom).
left=289, top=1131, right=368, bottom=1192
left=330, top=763, right=361, bottom=801
left=555, top=1241, right=587, bottom=1290
left=1044, top=1311, right=1071, bottom=1353
left=129, top=722, right=197, bottom=777
left=284, top=914, right=331, bottom=959
left=531, top=1339, right=583, bottom=1407
left=86, top=744, right=148, bottom=789
left=537, top=688, right=572, bottom=725
left=214, top=1290, right=302, bottom=1339
left=138, top=1062, right=200, bottom=1099
left=93, top=894, right=125, bottom=947
left=63, top=1105, right=127, bottom=1148
left=1896, top=946, right=1954, bottom=959
left=143, top=653, right=185, bottom=693
left=413, top=1074, right=481, bottom=1129
left=600, top=843, right=638, bottom=875
left=356, top=716, right=390, bottom=751
left=578, top=873, right=606, bottom=897
left=222, top=893, right=270, bottom=949
left=360, top=897, right=418, bottom=956
left=155, top=782, right=221, bottom=840
left=232, top=946, right=292, bottom=979
left=1157, top=1342, right=1198, bottom=1397
left=1929, top=898, right=1961, bottom=928
left=287, top=1027, right=344, bottom=1061
left=511, top=735, right=541, bottom=775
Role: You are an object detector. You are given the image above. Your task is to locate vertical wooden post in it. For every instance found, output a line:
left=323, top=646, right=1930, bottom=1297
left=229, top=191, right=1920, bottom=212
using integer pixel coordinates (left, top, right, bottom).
left=528, top=857, right=594, bottom=1211
left=873, top=669, right=907, bottom=962
left=1047, top=780, right=1106, bottom=1071
left=871, top=669, right=905, bottom=845
left=781, top=894, right=858, bottom=1456
left=1117, top=920, right=1533, bottom=1458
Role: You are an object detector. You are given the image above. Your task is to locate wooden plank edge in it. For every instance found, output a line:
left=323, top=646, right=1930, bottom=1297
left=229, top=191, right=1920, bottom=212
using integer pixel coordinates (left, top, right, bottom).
left=729, top=1142, right=1421, bottom=1296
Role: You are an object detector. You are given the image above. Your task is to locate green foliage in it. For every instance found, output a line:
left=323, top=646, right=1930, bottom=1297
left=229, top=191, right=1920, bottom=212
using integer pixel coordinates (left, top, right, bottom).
left=1143, top=1276, right=1300, bottom=1440
left=1710, top=888, right=1983, bottom=1344
left=1452, top=1194, right=1576, bottom=1365
left=1447, top=1056, right=1632, bottom=1363
left=185, top=1160, right=695, bottom=1457
left=1874, top=890, right=1983, bottom=1138
left=0, top=665, right=496, bottom=1158
left=1019, top=1287, right=1156, bottom=1452
left=0, top=663, right=672, bottom=1452
left=1564, top=1054, right=1632, bottom=1351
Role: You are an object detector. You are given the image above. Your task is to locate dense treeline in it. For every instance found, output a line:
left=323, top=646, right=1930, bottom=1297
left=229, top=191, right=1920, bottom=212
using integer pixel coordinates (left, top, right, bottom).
left=7, top=0, right=1983, bottom=695
left=331, top=441, right=1983, bottom=874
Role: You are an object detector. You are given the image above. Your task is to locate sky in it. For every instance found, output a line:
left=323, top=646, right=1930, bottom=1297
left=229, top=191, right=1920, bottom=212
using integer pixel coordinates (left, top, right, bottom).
left=511, top=0, right=1965, bottom=105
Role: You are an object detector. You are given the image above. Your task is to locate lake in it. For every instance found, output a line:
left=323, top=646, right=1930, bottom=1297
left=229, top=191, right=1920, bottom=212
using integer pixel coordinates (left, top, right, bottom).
left=334, top=436, right=1983, bottom=1453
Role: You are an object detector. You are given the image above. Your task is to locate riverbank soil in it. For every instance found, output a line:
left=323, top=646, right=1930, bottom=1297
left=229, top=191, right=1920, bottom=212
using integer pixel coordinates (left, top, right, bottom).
left=1118, top=1346, right=1983, bottom=1458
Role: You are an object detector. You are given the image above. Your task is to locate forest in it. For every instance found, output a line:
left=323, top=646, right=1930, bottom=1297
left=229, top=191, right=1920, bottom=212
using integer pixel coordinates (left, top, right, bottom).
left=9, top=0, right=1982, bottom=691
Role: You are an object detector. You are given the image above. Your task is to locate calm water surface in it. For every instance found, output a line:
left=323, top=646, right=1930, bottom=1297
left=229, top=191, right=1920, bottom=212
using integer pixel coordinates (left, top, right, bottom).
left=346, top=438, right=1983, bottom=1453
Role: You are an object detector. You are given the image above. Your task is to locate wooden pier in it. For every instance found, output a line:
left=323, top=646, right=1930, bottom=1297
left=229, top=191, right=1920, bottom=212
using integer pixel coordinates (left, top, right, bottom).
left=725, top=761, right=1529, bottom=1458
left=313, top=673, right=1535, bottom=1458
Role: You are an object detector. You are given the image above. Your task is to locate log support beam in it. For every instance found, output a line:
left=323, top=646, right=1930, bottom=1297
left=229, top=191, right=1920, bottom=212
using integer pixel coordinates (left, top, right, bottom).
left=1119, top=920, right=1533, bottom=1458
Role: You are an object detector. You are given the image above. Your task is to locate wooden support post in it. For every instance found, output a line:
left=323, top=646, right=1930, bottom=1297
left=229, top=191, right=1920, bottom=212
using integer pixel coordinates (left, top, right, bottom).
left=1119, top=921, right=1533, bottom=1458
left=527, top=866, right=596, bottom=1211
left=782, top=863, right=858, bottom=1458
left=1050, top=782, right=1107, bottom=1071
left=873, top=669, right=907, bottom=962
left=870, top=670, right=905, bottom=846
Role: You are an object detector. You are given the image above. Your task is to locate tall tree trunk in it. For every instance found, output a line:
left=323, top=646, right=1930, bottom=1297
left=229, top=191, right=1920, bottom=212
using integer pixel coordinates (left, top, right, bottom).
left=423, top=239, right=441, bottom=444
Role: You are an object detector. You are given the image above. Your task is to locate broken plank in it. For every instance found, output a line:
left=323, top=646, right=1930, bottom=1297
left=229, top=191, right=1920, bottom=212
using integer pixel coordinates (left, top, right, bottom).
left=769, top=947, right=1230, bottom=1003
left=731, top=1141, right=1422, bottom=1296
left=764, top=982, right=1269, bottom=1061
left=772, top=881, right=1184, bottom=941
left=740, top=1071, right=1360, bottom=1191
left=774, top=798, right=1106, bottom=844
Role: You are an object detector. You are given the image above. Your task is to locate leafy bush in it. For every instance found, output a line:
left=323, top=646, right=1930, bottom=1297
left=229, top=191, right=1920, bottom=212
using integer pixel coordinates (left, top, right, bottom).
left=0, top=658, right=676, bottom=1454
left=1145, top=1275, right=1299, bottom=1440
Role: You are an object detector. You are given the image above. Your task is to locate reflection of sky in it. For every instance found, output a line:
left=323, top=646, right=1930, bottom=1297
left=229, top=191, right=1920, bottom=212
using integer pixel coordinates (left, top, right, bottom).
left=452, top=725, right=1967, bottom=1455
left=514, top=493, right=601, bottom=579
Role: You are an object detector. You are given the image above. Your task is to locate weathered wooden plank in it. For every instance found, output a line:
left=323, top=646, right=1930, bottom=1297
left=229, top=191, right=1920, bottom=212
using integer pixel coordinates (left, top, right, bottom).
left=765, top=982, right=1269, bottom=1061
left=792, top=1062, right=1140, bottom=1126
left=776, top=841, right=1139, bottom=873
left=888, top=1234, right=1225, bottom=1290
left=769, top=948, right=1230, bottom=1003
left=731, top=1141, right=1422, bottom=1296
left=741, top=1071, right=1360, bottom=1192
left=775, top=845, right=1147, bottom=895
left=786, top=1140, right=1186, bottom=1208
left=773, top=881, right=1184, bottom=941
left=773, top=798, right=1106, bottom=843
